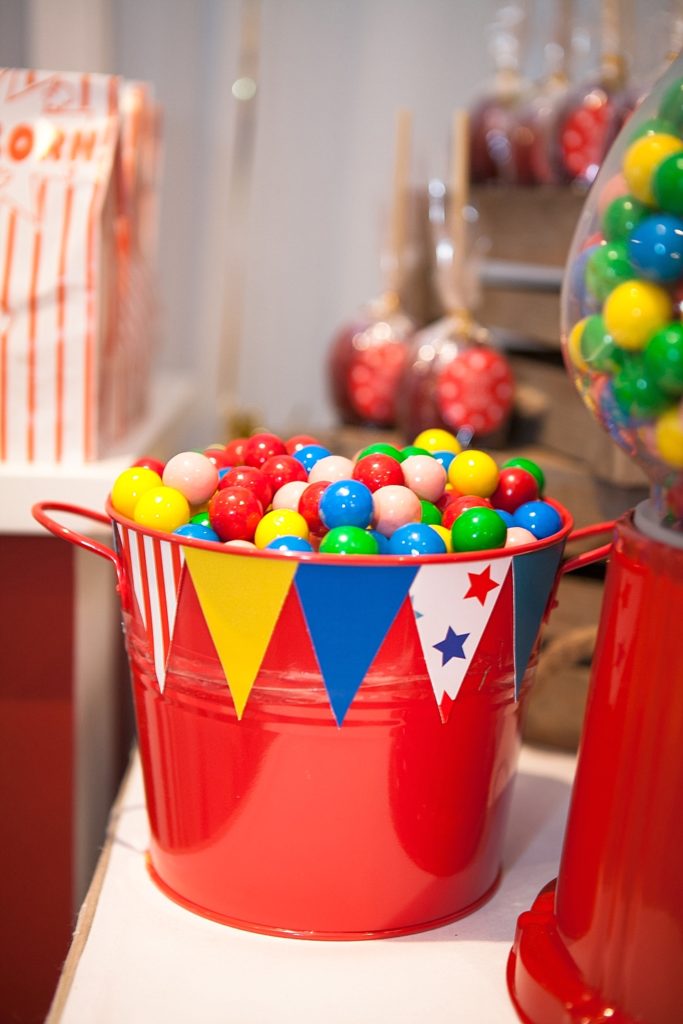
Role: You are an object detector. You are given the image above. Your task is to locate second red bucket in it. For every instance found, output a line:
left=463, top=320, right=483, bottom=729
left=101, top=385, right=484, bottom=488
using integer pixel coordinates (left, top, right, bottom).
left=33, top=499, right=607, bottom=939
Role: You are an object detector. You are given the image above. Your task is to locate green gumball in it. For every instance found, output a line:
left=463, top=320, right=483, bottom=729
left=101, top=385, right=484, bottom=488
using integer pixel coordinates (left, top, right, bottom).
left=644, top=322, right=683, bottom=396
left=585, top=242, right=634, bottom=301
left=612, top=356, right=671, bottom=418
left=451, top=507, right=507, bottom=553
left=580, top=315, right=624, bottom=373
left=653, top=153, right=683, bottom=217
left=602, top=194, right=649, bottom=243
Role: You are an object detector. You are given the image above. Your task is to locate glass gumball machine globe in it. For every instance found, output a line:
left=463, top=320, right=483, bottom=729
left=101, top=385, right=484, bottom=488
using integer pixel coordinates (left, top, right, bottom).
left=563, top=58, right=683, bottom=528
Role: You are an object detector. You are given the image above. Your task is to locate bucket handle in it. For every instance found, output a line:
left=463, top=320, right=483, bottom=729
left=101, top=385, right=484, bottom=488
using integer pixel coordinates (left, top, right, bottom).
left=544, top=520, right=615, bottom=624
left=31, top=501, right=130, bottom=608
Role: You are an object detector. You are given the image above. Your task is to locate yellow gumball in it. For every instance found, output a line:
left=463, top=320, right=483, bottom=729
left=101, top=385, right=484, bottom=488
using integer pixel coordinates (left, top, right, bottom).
left=111, top=466, right=162, bottom=519
left=254, top=509, right=309, bottom=549
left=623, top=133, right=683, bottom=205
left=448, top=450, right=500, bottom=497
left=413, top=428, right=462, bottom=455
left=133, top=486, right=190, bottom=533
left=566, top=318, right=590, bottom=373
left=429, top=524, right=453, bottom=552
left=654, top=407, right=683, bottom=468
left=603, top=281, right=671, bottom=351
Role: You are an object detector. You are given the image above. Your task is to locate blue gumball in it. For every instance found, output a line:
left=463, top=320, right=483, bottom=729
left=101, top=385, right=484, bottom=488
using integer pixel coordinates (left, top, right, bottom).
left=292, top=444, right=331, bottom=475
left=174, top=522, right=220, bottom=543
left=266, top=535, right=314, bottom=553
left=493, top=508, right=515, bottom=528
left=387, top=522, right=448, bottom=556
left=367, top=528, right=391, bottom=554
left=512, top=500, right=563, bottom=539
left=628, top=214, right=683, bottom=283
left=433, top=449, right=456, bottom=472
left=319, top=479, right=373, bottom=530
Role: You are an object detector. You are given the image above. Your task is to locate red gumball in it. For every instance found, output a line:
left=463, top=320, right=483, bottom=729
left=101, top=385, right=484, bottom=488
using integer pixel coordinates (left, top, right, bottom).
left=224, top=437, right=248, bottom=464
left=208, top=486, right=263, bottom=542
left=352, top=453, right=405, bottom=492
left=442, top=495, right=493, bottom=530
left=219, top=466, right=273, bottom=511
left=490, top=466, right=539, bottom=513
left=286, top=434, right=321, bottom=455
left=203, top=447, right=234, bottom=471
left=298, top=481, right=329, bottom=536
left=261, top=454, right=307, bottom=494
left=132, top=455, right=165, bottom=476
left=243, top=432, right=287, bottom=468
left=436, top=490, right=456, bottom=514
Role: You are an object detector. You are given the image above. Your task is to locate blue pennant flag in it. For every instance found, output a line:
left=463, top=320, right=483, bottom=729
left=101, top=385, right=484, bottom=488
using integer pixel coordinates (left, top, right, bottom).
left=295, top=563, right=418, bottom=724
left=512, top=543, right=563, bottom=697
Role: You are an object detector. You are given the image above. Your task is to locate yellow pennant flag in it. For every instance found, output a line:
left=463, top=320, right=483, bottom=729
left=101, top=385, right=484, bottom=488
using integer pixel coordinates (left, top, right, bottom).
left=182, top=548, right=297, bottom=717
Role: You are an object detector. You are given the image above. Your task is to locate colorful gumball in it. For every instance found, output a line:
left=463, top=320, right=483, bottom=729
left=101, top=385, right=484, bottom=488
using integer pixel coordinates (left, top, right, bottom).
left=308, top=454, right=355, bottom=484
left=292, top=444, right=331, bottom=475
left=451, top=507, right=507, bottom=552
left=401, top=454, right=447, bottom=502
left=429, top=524, right=453, bottom=552
left=219, top=466, right=272, bottom=511
left=243, top=432, right=287, bottom=468
left=628, top=215, right=683, bottom=283
left=612, top=356, right=670, bottom=418
left=224, top=539, right=257, bottom=550
left=580, top=315, right=623, bottom=372
left=441, top=495, right=493, bottom=530
left=401, top=445, right=432, bottom=459
left=162, top=451, right=219, bottom=505
left=272, top=480, right=308, bottom=511
left=367, top=528, right=391, bottom=554
left=133, top=486, right=190, bottom=533
left=224, top=437, right=248, bottom=464
left=261, top=454, right=308, bottom=493
left=585, top=241, right=633, bottom=300
left=285, top=434, right=321, bottom=454
left=319, top=479, right=374, bottom=530
left=432, top=450, right=456, bottom=473
left=174, top=523, right=220, bottom=543
left=190, top=510, right=212, bottom=528
left=111, top=466, right=162, bottom=519
left=622, top=133, right=683, bottom=205
left=494, top=508, right=515, bottom=528
left=502, top=457, right=545, bottom=496
left=602, top=194, right=648, bottom=243
left=298, top=481, right=329, bottom=535
left=654, top=406, right=683, bottom=466
left=412, top=428, right=461, bottom=454
left=512, top=500, right=563, bottom=539
left=448, top=450, right=500, bottom=498
left=644, top=323, right=683, bottom=395
left=254, top=509, right=309, bottom=549
left=355, top=442, right=404, bottom=463
left=266, top=536, right=314, bottom=553
left=319, top=526, right=379, bottom=555
left=566, top=318, right=591, bottom=372
left=603, top=281, right=671, bottom=351
left=490, top=467, right=539, bottom=513
left=372, top=485, right=422, bottom=537
left=132, top=456, right=165, bottom=477
left=388, top=523, right=447, bottom=556
left=504, top=526, right=537, bottom=548
left=202, top=447, right=234, bottom=471
left=420, top=500, right=442, bottom=525
left=352, top=453, right=405, bottom=492
left=208, top=486, right=263, bottom=542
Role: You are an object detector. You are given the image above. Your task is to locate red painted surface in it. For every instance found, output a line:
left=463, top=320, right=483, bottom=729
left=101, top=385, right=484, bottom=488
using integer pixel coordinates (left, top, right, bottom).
left=0, top=536, right=74, bottom=1023
left=509, top=513, right=683, bottom=1023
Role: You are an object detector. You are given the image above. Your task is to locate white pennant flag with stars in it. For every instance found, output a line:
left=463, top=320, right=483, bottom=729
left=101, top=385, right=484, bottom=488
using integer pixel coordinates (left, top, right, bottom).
left=409, top=556, right=512, bottom=706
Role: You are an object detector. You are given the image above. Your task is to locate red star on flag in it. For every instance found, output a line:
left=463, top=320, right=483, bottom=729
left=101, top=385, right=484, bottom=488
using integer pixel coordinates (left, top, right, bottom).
left=464, top=565, right=500, bottom=606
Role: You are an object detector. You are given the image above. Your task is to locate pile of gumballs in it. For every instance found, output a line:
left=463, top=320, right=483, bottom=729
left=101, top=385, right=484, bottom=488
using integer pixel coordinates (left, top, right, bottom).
left=110, top=428, right=563, bottom=557
left=565, top=73, right=683, bottom=519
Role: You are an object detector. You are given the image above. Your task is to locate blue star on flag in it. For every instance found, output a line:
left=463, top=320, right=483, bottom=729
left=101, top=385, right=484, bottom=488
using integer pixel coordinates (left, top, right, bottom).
left=433, top=626, right=469, bottom=665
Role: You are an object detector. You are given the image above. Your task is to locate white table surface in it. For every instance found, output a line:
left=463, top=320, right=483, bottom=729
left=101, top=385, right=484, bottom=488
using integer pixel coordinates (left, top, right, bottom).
left=51, top=745, right=576, bottom=1024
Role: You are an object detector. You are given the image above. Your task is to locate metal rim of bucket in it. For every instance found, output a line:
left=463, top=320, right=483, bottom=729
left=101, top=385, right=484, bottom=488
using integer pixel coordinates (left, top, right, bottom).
left=105, top=495, right=575, bottom=566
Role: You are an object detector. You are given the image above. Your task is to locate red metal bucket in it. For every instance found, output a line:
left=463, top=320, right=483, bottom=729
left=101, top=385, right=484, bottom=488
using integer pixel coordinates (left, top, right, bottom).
left=33, top=499, right=610, bottom=940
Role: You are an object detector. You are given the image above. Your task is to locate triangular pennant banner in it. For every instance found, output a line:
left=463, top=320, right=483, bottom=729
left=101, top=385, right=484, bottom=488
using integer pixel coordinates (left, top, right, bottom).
left=409, top=557, right=512, bottom=710
left=116, top=525, right=185, bottom=692
left=512, top=543, right=564, bottom=697
left=183, top=548, right=297, bottom=717
left=295, top=563, right=418, bottom=724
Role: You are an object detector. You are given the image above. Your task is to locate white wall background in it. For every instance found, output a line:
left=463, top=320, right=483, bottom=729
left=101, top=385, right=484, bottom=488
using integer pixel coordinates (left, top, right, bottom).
left=6, top=0, right=679, bottom=443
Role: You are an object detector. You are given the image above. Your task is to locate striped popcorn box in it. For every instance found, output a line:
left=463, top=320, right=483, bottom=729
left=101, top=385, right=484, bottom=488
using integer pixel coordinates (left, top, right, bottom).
left=0, top=68, right=160, bottom=464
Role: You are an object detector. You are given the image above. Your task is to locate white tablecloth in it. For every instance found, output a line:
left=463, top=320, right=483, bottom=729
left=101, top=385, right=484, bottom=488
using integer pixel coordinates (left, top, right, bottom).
left=54, top=745, right=575, bottom=1024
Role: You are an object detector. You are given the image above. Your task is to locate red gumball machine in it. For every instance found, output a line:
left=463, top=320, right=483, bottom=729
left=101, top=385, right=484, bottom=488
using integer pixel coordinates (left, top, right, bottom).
left=400, top=111, right=515, bottom=445
left=508, top=56, right=683, bottom=1024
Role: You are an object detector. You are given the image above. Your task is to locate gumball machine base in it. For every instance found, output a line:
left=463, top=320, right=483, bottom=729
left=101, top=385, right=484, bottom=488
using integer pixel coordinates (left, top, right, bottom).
left=508, top=502, right=683, bottom=1024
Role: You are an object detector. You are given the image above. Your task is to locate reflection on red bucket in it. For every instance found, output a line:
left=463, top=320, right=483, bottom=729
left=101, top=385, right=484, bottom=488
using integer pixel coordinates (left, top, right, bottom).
left=33, top=499, right=609, bottom=940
